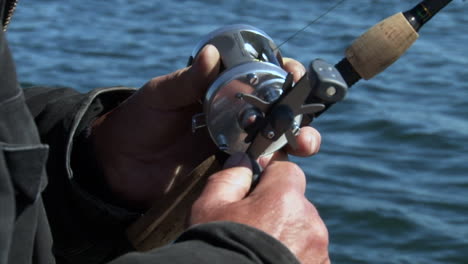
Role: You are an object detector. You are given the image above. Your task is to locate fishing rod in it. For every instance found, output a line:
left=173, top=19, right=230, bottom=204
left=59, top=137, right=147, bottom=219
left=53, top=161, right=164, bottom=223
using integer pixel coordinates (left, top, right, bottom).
left=336, top=0, right=453, bottom=87
left=127, top=0, right=453, bottom=251
left=318, top=0, right=453, bottom=118
left=187, top=0, right=454, bottom=160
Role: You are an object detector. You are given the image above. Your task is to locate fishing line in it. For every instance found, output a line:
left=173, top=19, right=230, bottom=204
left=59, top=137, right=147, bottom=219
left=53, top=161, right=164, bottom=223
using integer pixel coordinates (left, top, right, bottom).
left=275, top=0, right=347, bottom=50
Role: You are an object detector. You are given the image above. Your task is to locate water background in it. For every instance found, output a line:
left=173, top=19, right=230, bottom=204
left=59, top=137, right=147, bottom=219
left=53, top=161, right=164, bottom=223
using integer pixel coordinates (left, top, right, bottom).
left=7, top=0, right=468, bottom=263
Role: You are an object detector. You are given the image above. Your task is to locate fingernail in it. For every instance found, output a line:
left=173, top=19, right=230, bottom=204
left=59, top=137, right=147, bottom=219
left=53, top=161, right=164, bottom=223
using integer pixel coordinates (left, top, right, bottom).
left=308, top=132, right=318, bottom=153
left=298, top=67, right=306, bottom=78
left=194, top=44, right=215, bottom=62
left=223, top=152, right=248, bottom=169
left=200, top=44, right=215, bottom=54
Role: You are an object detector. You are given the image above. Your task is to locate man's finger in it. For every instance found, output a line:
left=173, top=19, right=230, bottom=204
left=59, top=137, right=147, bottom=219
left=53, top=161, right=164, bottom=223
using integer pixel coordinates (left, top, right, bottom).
left=285, top=126, right=321, bottom=157
left=195, top=153, right=253, bottom=209
left=283, top=57, right=306, bottom=82
left=141, top=44, right=221, bottom=110
left=251, top=160, right=307, bottom=196
left=258, top=149, right=289, bottom=169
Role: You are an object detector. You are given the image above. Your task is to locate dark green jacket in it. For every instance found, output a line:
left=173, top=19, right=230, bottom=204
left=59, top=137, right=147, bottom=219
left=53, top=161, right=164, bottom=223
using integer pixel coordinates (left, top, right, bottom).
left=0, top=1, right=299, bottom=264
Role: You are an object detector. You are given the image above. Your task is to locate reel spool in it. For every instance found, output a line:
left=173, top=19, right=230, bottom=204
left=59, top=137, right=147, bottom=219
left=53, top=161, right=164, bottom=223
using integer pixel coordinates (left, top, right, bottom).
left=190, top=25, right=302, bottom=157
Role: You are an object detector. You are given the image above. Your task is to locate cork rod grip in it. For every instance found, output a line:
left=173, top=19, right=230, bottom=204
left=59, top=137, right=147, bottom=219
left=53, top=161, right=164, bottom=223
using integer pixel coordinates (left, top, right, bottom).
left=345, top=12, right=419, bottom=80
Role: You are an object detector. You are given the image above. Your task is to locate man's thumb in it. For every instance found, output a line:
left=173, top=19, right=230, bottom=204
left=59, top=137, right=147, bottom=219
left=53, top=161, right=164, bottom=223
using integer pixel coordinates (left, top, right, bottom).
left=142, top=44, right=220, bottom=110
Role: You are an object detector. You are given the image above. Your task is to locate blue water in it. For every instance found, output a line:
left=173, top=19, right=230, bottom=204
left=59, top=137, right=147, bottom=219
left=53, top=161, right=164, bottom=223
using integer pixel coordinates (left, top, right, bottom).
left=7, top=0, right=468, bottom=263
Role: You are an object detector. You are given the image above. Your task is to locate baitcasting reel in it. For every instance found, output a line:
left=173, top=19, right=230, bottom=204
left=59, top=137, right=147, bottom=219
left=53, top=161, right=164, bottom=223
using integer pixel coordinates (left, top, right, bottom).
left=189, top=25, right=348, bottom=160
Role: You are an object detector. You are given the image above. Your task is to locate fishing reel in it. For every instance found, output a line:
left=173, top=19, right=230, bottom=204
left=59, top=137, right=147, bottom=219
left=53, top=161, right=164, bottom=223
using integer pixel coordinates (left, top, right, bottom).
left=189, top=25, right=348, bottom=160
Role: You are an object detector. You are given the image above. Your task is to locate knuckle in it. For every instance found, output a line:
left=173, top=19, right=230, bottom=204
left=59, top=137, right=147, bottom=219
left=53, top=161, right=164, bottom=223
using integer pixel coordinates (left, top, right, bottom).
left=271, top=160, right=304, bottom=178
left=190, top=197, right=213, bottom=225
left=281, top=161, right=306, bottom=185
left=208, top=169, right=237, bottom=184
left=208, top=168, right=251, bottom=190
left=191, top=198, right=206, bottom=216
left=288, top=162, right=305, bottom=176
left=315, top=224, right=330, bottom=247
left=275, top=190, right=304, bottom=212
left=306, top=204, right=329, bottom=247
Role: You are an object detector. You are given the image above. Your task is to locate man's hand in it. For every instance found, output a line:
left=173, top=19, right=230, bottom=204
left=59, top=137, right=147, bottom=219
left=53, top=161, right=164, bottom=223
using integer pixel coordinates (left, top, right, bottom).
left=91, top=45, right=320, bottom=209
left=190, top=152, right=330, bottom=264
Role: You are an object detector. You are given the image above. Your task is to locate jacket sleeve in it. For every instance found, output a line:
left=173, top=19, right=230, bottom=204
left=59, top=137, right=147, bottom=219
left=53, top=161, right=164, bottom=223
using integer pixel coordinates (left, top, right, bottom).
left=24, top=86, right=141, bottom=263
left=112, top=222, right=300, bottom=264
left=24, top=86, right=300, bottom=264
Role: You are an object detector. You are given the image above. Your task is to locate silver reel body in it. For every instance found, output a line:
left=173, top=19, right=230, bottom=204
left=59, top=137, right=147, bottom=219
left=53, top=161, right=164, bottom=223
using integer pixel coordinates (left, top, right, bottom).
left=191, top=25, right=301, bottom=156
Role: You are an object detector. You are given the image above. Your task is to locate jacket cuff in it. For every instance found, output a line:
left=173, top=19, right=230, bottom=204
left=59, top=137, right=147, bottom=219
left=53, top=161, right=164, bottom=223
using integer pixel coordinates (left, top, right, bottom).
left=65, top=86, right=141, bottom=226
left=176, top=221, right=300, bottom=264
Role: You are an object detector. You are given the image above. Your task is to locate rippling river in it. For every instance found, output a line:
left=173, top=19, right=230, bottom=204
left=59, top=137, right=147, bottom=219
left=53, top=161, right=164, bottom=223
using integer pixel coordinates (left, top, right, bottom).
left=7, top=0, right=468, bottom=263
